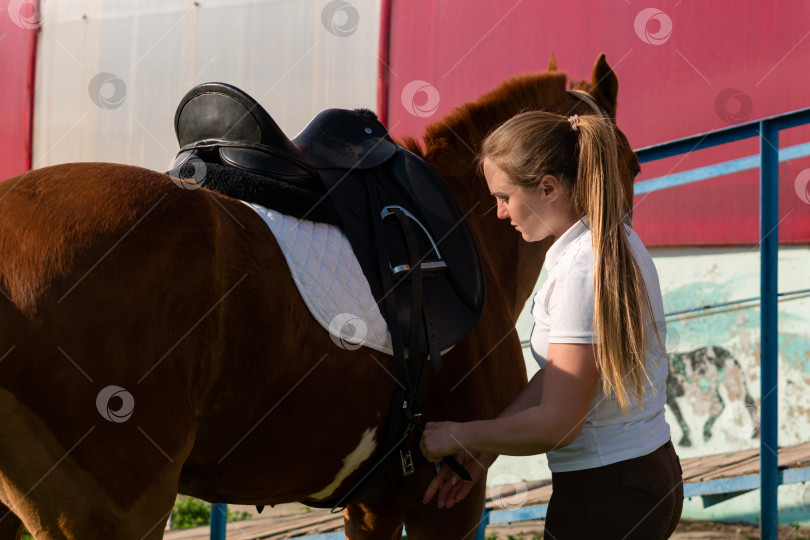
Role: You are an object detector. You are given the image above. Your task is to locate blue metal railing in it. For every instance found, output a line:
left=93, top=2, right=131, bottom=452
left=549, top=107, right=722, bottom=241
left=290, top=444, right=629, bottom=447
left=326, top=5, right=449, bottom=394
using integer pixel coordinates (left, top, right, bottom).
left=208, top=107, right=810, bottom=540
left=634, top=107, right=810, bottom=540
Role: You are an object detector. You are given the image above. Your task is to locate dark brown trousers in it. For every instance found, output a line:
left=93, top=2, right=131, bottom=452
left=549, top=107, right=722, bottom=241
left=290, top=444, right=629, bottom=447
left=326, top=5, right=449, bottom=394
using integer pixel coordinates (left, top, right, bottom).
left=544, top=439, right=684, bottom=540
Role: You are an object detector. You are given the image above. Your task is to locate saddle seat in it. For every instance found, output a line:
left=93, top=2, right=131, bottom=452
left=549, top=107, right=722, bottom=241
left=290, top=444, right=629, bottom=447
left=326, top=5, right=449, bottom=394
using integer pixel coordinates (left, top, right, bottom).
left=174, top=82, right=323, bottom=192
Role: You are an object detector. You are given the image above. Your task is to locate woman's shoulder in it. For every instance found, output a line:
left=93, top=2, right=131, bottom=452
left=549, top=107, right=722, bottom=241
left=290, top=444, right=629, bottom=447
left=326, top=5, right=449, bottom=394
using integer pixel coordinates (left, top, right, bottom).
left=567, top=230, right=594, bottom=266
left=553, top=234, right=593, bottom=287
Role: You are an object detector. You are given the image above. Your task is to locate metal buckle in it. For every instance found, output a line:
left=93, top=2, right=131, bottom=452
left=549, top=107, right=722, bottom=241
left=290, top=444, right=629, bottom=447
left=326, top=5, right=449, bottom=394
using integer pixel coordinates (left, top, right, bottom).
left=400, top=449, right=415, bottom=476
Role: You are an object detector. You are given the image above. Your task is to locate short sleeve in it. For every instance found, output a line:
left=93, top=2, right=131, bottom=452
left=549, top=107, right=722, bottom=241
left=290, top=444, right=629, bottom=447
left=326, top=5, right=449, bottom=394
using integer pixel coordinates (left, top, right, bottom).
left=547, top=250, right=597, bottom=344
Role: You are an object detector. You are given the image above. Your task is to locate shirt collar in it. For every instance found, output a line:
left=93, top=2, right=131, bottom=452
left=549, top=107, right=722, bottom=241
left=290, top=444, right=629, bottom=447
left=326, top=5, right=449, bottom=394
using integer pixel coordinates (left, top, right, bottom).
left=544, top=215, right=591, bottom=271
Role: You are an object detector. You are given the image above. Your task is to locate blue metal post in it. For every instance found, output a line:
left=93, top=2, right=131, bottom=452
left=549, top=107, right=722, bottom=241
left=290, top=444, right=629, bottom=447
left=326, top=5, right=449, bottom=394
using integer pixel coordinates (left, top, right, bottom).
left=759, top=120, right=779, bottom=540
left=210, top=503, right=227, bottom=540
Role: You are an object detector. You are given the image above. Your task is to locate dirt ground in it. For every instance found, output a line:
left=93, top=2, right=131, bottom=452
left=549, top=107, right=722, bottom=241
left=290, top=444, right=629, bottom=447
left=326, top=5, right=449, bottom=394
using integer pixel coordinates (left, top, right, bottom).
left=203, top=503, right=810, bottom=539
left=486, top=519, right=810, bottom=539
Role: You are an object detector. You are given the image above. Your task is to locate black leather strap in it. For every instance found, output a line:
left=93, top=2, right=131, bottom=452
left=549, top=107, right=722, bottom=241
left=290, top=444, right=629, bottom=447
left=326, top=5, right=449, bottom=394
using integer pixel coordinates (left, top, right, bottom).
left=423, top=297, right=442, bottom=374
left=365, top=172, right=410, bottom=389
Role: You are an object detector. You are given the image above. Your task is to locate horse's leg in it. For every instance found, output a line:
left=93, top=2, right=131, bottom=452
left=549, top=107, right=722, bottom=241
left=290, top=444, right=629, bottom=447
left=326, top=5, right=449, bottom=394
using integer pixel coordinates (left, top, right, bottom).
left=0, top=504, right=23, bottom=540
left=703, top=387, right=725, bottom=443
left=745, top=392, right=761, bottom=438
left=344, top=498, right=404, bottom=539
left=401, top=478, right=486, bottom=540
left=666, top=355, right=691, bottom=447
left=0, top=388, right=189, bottom=539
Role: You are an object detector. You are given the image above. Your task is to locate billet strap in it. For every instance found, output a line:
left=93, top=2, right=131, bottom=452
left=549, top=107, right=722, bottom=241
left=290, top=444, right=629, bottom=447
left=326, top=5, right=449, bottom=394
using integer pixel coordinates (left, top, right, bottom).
left=423, top=297, right=442, bottom=374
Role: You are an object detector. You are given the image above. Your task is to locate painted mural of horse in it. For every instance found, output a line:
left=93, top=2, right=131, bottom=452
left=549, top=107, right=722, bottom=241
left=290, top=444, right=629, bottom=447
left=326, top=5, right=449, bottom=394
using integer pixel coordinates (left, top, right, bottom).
left=666, top=345, right=760, bottom=447
left=0, top=54, right=639, bottom=539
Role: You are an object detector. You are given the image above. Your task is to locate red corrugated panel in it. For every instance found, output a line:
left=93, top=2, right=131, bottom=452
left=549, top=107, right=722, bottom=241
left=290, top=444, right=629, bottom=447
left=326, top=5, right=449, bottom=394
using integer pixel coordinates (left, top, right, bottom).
left=383, top=0, right=810, bottom=245
left=0, top=0, right=38, bottom=180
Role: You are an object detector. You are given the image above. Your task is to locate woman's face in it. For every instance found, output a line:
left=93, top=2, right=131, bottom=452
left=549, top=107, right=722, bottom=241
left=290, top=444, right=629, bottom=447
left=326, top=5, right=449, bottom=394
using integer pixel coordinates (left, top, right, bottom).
left=483, top=158, right=574, bottom=242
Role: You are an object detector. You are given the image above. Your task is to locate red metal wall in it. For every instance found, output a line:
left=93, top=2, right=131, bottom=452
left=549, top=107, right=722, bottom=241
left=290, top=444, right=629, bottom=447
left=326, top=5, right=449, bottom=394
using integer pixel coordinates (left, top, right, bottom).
left=0, top=0, right=38, bottom=180
left=383, top=0, right=810, bottom=245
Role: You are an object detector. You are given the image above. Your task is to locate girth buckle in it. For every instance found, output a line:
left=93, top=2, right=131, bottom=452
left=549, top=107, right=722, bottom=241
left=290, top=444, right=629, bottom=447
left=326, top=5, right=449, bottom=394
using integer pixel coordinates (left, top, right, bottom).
left=400, top=449, right=415, bottom=476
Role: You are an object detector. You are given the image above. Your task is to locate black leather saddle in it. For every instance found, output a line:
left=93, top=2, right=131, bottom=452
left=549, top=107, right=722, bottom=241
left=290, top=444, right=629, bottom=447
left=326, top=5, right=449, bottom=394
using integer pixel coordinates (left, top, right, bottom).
left=172, top=82, right=484, bottom=358
left=171, top=83, right=484, bottom=507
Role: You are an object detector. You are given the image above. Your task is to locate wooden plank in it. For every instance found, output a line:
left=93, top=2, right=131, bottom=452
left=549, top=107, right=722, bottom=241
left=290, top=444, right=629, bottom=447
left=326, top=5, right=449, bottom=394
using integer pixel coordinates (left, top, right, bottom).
left=681, top=442, right=810, bottom=483
left=681, top=449, right=760, bottom=482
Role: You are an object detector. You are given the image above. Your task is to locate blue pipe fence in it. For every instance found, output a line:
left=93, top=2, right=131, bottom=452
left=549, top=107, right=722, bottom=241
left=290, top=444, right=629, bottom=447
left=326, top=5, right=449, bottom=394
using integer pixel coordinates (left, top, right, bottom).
left=634, top=106, right=810, bottom=540
left=208, top=106, right=810, bottom=540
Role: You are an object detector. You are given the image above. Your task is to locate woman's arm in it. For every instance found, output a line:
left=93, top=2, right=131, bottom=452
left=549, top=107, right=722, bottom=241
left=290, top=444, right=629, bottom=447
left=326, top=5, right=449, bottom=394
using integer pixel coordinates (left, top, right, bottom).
left=466, top=368, right=546, bottom=467
left=421, top=366, right=546, bottom=507
left=421, top=343, right=599, bottom=460
left=498, top=367, right=545, bottom=417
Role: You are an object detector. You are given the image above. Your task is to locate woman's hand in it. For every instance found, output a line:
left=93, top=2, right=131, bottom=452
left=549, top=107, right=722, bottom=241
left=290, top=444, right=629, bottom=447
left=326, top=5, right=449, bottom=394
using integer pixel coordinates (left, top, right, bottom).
left=419, top=421, right=463, bottom=462
left=422, top=450, right=493, bottom=508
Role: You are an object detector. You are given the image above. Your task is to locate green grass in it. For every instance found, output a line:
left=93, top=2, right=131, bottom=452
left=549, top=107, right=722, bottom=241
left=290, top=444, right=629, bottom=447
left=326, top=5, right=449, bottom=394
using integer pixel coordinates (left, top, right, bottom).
left=170, top=497, right=252, bottom=529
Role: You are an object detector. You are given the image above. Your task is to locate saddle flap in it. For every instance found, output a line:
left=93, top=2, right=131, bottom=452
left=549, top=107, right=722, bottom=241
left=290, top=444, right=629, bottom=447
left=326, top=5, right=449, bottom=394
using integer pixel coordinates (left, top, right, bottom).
left=318, top=145, right=485, bottom=354
left=293, top=109, right=398, bottom=170
left=394, top=150, right=485, bottom=313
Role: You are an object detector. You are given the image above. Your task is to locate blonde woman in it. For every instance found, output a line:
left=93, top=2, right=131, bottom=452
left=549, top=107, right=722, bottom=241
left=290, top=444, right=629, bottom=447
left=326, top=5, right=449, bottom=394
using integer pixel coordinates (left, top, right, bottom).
left=419, top=111, right=683, bottom=539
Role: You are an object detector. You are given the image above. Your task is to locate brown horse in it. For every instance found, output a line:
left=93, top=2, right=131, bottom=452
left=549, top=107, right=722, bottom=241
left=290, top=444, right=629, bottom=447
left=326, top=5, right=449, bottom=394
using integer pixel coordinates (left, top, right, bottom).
left=0, top=54, right=638, bottom=539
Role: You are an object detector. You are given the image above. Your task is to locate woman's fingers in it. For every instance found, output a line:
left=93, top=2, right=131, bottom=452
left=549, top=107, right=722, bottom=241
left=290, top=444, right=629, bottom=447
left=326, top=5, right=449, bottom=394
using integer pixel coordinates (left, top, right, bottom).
left=449, top=481, right=474, bottom=507
left=424, top=461, right=463, bottom=506
left=422, top=467, right=447, bottom=503
left=436, top=470, right=458, bottom=507
left=423, top=451, right=484, bottom=508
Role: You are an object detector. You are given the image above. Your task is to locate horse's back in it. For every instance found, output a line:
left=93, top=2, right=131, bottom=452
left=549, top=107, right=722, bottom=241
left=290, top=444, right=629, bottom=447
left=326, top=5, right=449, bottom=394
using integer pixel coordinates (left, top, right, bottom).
left=0, top=162, right=240, bottom=517
left=0, top=163, right=213, bottom=313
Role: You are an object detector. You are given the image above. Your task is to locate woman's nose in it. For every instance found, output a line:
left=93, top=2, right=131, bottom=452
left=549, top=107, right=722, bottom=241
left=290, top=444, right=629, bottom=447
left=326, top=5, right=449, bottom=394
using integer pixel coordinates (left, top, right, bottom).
left=497, top=201, right=509, bottom=220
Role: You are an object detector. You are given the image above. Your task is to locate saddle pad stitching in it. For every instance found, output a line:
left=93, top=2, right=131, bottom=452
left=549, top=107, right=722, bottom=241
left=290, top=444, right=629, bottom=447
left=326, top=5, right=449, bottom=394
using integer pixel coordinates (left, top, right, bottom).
left=242, top=201, right=393, bottom=355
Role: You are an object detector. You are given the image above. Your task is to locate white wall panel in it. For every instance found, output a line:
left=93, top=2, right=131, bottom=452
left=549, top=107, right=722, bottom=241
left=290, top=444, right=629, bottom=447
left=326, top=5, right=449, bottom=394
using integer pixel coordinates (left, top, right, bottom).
left=34, top=0, right=381, bottom=171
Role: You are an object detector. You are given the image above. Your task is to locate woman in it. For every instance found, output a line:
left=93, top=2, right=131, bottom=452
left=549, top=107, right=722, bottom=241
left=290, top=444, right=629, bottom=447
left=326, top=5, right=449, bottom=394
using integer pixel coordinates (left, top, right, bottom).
left=419, top=111, right=683, bottom=539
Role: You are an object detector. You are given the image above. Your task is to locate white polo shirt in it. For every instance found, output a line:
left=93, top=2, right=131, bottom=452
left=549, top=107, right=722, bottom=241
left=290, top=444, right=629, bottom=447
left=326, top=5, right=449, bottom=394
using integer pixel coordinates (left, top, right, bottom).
left=529, top=216, right=670, bottom=473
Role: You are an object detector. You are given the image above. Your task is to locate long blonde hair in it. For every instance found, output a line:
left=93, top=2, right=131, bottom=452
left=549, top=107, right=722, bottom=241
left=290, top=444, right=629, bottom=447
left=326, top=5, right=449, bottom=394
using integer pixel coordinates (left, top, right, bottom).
left=480, top=111, right=658, bottom=412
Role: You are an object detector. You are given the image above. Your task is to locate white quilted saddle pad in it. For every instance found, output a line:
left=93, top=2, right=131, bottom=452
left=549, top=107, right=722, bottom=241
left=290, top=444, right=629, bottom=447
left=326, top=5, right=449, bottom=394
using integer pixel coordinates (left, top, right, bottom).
left=243, top=201, right=393, bottom=355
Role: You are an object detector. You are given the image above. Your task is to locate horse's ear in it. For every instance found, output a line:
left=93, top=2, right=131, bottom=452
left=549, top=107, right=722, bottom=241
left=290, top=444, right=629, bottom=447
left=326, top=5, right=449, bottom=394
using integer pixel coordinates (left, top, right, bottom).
left=590, top=53, right=618, bottom=117
left=548, top=52, right=557, bottom=72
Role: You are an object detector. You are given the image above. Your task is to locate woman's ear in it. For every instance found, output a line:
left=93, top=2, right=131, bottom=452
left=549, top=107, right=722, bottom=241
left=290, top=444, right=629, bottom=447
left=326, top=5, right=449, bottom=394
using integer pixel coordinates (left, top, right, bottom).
left=539, top=174, right=562, bottom=200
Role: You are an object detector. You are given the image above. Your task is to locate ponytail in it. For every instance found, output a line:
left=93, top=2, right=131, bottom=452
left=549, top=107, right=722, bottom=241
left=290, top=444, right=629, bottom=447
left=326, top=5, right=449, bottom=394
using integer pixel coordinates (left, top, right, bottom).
left=573, top=115, right=659, bottom=412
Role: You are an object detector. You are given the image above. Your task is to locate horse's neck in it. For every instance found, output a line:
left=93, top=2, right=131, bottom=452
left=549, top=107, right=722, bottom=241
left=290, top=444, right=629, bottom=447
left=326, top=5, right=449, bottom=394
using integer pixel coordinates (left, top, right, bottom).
left=445, top=176, right=548, bottom=322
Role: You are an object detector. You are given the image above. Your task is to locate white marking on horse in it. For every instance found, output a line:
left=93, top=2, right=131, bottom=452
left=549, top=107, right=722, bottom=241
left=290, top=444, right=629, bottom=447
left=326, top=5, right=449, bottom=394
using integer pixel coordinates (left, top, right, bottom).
left=307, top=427, right=377, bottom=500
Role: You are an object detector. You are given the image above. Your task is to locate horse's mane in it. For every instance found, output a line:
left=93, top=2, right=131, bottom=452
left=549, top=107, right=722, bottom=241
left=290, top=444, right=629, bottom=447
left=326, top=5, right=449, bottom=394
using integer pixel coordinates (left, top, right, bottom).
left=401, top=71, right=592, bottom=168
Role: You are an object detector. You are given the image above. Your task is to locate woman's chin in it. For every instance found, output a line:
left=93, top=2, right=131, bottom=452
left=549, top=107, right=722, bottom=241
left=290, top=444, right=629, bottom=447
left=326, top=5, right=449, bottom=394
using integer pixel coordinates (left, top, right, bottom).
left=520, top=230, right=552, bottom=243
